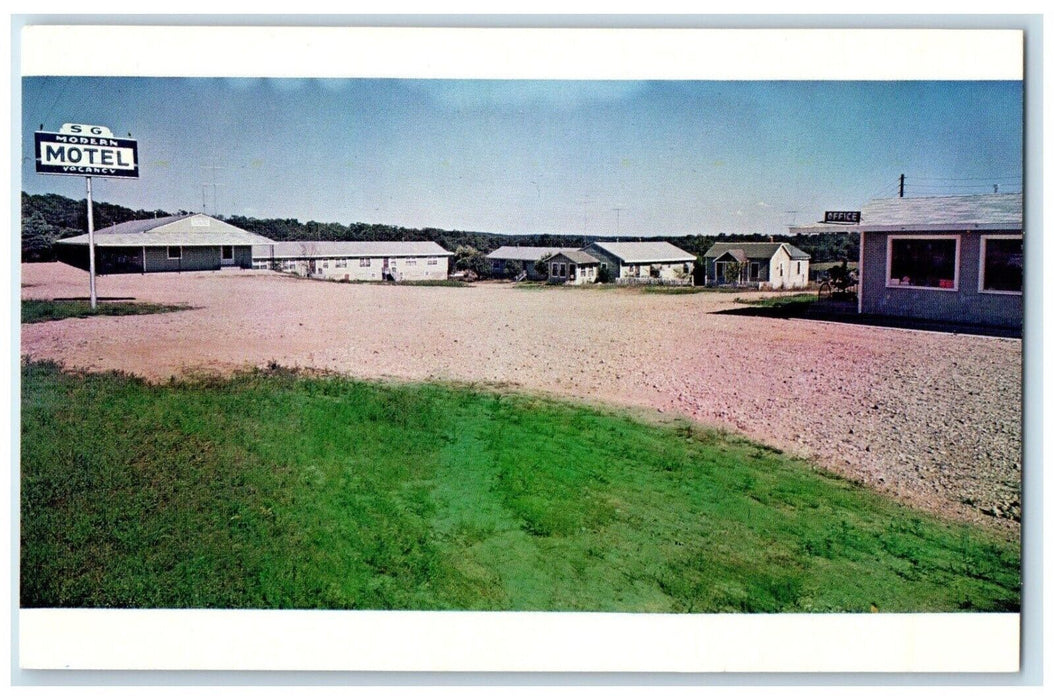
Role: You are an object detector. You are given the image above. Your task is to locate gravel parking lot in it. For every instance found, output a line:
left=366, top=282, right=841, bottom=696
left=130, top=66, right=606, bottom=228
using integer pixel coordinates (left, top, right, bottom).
left=20, top=263, right=1022, bottom=533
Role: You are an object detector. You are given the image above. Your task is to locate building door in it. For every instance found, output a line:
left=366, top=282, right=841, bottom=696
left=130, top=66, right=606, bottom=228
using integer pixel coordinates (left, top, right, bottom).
left=220, top=245, right=235, bottom=266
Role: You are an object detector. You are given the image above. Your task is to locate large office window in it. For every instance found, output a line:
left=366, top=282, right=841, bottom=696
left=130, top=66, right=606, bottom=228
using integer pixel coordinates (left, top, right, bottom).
left=979, top=235, right=1023, bottom=294
left=887, top=236, right=959, bottom=290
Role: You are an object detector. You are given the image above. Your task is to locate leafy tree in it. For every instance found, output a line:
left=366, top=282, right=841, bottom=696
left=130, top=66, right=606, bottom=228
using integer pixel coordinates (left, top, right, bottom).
left=22, top=212, right=59, bottom=262
left=722, top=261, right=744, bottom=286
left=453, top=246, right=490, bottom=278
left=503, top=260, right=523, bottom=279
left=693, top=256, right=706, bottom=286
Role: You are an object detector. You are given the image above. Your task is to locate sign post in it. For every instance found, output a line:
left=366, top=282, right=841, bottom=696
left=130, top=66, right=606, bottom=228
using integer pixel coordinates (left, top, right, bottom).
left=34, top=123, right=139, bottom=310
left=86, top=177, right=96, bottom=308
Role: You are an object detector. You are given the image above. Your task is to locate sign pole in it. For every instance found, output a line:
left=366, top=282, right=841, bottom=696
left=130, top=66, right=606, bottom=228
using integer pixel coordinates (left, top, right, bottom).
left=86, top=176, right=97, bottom=310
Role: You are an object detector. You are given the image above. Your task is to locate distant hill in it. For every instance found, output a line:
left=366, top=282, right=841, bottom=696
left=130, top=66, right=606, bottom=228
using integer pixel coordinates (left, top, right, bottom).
left=21, top=192, right=858, bottom=269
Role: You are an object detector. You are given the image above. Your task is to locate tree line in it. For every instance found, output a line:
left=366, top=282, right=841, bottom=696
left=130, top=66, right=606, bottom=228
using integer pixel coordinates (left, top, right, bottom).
left=20, top=191, right=859, bottom=273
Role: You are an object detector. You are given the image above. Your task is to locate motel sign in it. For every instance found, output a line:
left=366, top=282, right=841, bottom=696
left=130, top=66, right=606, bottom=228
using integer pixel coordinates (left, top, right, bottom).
left=34, top=124, right=139, bottom=178
left=33, top=123, right=140, bottom=310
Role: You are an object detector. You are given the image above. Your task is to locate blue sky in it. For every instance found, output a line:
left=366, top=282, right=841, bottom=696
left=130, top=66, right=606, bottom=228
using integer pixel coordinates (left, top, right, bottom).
left=20, top=78, right=1022, bottom=237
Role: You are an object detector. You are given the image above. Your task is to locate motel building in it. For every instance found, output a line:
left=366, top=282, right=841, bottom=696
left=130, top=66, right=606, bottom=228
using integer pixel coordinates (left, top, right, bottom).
left=252, top=241, right=454, bottom=282
left=701, top=241, right=811, bottom=289
left=582, top=240, right=696, bottom=286
left=852, top=193, right=1022, bottom=330
left=55, top=213, right=274, bottom=274
left=486, top=246, right=581, bottom=280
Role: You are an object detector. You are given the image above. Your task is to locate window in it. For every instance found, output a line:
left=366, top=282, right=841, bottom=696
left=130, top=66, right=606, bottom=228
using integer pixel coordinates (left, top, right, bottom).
left=749, top=262, right=760, bottom=280
left=322, top=259, right=329, bottom=268
left=979, top=235, right=1023, bottom=294
left=406, top=259, right=417, bottom=266
left=887, top=236, right=959, bottom=290
left=335, top=259, right=347, bottom=269
left=221, top=245, right=234, bottom=260
left=796, top=261, right=802, bottom=275
left=359, top=258, right=371, bottom=267
left=167, top=246, right=181, bottom=260
left=428, top=257, right=438, bottom=266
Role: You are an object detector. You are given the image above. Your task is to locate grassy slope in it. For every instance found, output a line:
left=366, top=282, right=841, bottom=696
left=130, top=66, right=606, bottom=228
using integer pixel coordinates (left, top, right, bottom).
left=20, top=362, right=1019, bottom=612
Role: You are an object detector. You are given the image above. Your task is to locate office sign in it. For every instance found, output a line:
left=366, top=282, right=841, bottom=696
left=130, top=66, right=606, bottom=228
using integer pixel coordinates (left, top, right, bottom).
left=823, top=211, right=861, bottom=224
left=35, top=128, right=139, bottom=178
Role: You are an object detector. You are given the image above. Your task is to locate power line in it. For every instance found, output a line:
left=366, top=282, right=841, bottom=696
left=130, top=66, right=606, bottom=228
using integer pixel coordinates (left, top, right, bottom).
left=909, top=175, right=1022, bottom=182
left=36, top=76, right=73, bottom=132
left=864, top=177, right=903, bottom=201
left=897, top=174, right=1023, bottom=197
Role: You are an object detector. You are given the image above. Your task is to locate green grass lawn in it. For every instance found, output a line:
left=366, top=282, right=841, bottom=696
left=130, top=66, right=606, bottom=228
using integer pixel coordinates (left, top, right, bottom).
left=21, top=299, right=190, bottom=324
left=20, top=361, right=1019, bottom=612
left=733, top=293, right=818, bottom=308
left=640, top=285, right=708, bottom=295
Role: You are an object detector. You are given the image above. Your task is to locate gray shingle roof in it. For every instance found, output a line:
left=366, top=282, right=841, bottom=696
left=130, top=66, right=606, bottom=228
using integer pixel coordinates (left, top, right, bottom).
left=56, top=214, right=274, bottom=247
left=548, top=250, right=600, bottom=265
left=788, top=223, right=857, bottom=235
left=713, top=248, right=750, bottom=263
left=252, top=241, right=453, bottom=259
left=860, top=193, right=1022, bottom=230
left=485, top=246, right=579, bottom=262
left=703, top=242, right=810, bottom=261
left=587, top=241, right=695, bottom=263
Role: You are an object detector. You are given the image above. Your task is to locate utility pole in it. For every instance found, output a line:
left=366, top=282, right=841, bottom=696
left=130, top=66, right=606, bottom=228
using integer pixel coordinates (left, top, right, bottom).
left=201, top=164, right=224, bottom=214
left=612, top=206, right=624, bottom=236
left=899, top=173, right=905, bottom=198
